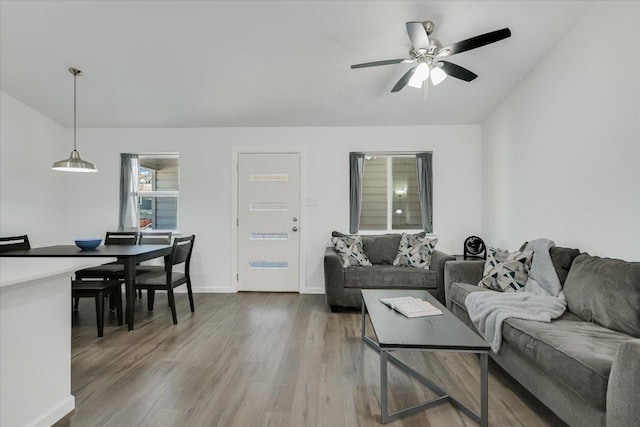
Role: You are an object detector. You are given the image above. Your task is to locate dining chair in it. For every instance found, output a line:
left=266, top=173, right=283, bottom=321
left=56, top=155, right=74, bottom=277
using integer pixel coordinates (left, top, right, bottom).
left=74, top=231, right=139, bottom=280
left=134, top=235, right=195, bottom=324
left=0, top=235, right=31, bottom=252
left=71, top=279, right=123, bottom=337
left=138, top=231, right=172, bottom=245
left=135, top=231, right=172, bottom=297
left=73, top=231, right=139, bottom=310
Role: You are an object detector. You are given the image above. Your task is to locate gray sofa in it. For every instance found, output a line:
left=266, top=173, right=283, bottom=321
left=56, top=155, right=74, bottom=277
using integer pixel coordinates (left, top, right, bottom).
left=444, top=249, right=640, bottom=427
left=324, top=233, right=454, bottom=310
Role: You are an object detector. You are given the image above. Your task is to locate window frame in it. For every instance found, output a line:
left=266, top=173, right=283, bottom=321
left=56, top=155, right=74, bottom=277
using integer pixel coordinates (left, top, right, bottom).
left=136, top=153, right=180, bottom=232
left=357, top=151, right=430, bottom=234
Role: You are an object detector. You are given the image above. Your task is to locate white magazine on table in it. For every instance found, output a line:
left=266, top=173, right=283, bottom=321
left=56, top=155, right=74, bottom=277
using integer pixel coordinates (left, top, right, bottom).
left=379, top=296, right=443, bottom=318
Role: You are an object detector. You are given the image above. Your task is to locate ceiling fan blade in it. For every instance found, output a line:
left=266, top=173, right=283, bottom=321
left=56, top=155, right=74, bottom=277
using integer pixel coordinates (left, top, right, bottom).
left=406, top=22, right=430, bottom=50
left=437, top=28, right=511, bottom=57
left=440, top=61, right=478, bottom=82
left=351, top=59, right=406, bottom=69
left=391, top=67, right=417, bottom=92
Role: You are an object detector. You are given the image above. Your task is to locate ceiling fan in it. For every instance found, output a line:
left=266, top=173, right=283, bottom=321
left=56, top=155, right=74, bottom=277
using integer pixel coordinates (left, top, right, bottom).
left=351, top=21, right=511, bottom=92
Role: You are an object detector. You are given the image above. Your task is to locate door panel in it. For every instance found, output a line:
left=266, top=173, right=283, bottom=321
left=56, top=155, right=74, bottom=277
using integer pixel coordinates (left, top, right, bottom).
left=238, top=153, right=300, bottom=292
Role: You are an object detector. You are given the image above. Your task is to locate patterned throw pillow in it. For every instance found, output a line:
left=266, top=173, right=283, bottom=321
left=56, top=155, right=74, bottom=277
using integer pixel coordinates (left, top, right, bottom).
left=331, top=234, right=371, bottom=268
left=478, top=247, right=534, bottom=292
left=393, top=234, right=438, bottom=269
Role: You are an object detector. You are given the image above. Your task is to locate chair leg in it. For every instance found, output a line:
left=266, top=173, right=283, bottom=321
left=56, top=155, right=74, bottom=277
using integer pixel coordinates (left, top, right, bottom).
left=95, top=290, right=105, bottom=337
left=108, top=284, right=116, bottom=311
left=167, top=287, right=178, bottom=325
left=187, top=278, right=195, bottom=313
left=147, top=289, right=155, bottom=311
left=113, top=287, right=123, bottom=326
left=137, top=288, right=143, bottom=299
left=73, top=296, right=80, bottom=311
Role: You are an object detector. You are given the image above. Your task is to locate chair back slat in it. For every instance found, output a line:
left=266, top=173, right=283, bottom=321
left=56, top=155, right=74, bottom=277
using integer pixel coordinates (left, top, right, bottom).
left=104, top=231, right=139, bottom=245
left=0, top=235, right=31, bottom=253
left=139, top=232, right=172, bottom=245
left=169, top=235, right=195, bottom=267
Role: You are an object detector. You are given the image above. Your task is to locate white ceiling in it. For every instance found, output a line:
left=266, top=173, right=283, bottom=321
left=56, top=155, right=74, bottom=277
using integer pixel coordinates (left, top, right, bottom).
left=0, top=1, right=595, bottom=128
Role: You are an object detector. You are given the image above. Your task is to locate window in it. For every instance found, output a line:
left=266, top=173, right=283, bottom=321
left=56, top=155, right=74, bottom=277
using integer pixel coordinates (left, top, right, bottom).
left=118, top=153, right=179, bottom=231
left=137, top=155, right=179, bottom=230
left=351, top=152, right=432, bottom=233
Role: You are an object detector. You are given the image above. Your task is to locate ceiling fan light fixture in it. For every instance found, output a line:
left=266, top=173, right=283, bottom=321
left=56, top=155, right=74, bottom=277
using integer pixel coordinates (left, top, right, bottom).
left=350, top=20, right=511, bottom=94
left=430, top=66, right=448, bottom=86
left=408, top=62, right=429, bottom=88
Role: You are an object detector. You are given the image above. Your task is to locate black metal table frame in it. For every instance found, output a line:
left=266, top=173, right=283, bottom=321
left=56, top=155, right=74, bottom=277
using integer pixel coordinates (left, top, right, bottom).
left=361, top=299, right=489, bottom=425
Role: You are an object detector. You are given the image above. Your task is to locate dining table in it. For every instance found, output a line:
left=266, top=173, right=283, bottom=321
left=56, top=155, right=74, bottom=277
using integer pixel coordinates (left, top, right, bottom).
left=0, top=244, right=172, bottom=330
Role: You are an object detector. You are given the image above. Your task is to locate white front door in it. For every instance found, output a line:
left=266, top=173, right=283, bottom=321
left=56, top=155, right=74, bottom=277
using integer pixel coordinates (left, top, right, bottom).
left=237, top=153, right=300, bottom=292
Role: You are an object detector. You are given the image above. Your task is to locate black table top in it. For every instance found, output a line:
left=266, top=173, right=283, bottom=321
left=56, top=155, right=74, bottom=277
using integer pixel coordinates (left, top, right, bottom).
left=0, top=244, right=171, bottom=258
left=362, top=289, right=490, bottom=351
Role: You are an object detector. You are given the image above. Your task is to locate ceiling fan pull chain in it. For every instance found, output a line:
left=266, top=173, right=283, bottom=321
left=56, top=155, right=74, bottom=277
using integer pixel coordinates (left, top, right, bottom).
left=423, top=79, right=429, bottom=101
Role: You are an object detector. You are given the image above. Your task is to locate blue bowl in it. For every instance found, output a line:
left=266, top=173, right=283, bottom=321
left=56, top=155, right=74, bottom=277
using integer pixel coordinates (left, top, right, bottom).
left=75, top=238, right=102, bottom=250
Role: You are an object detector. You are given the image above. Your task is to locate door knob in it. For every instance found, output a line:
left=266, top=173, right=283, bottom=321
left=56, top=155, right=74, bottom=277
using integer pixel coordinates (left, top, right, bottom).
left=292, top=226, right=298, bottom=232
left=292, top=217, right=298, bottom=222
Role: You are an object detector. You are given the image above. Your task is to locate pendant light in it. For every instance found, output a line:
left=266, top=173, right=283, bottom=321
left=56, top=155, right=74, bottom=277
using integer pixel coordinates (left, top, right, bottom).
left=52, top=68, right=98, bottom=173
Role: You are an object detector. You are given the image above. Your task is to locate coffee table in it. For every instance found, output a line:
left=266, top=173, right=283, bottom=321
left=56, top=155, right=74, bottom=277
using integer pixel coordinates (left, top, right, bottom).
left=361, top=289, right=490, bottom=425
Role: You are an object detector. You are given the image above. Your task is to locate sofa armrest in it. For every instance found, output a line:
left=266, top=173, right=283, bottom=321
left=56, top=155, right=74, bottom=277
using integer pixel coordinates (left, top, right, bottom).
left=444, top=260, right=485, bottom=311
left=430, top=250, right=455, bottom=305
left=607, top=339, right=640, bottom=426
left=324, top=246, right=344, bottom=307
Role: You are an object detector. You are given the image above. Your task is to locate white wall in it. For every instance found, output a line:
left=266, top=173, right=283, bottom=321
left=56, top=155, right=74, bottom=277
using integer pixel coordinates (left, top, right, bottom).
left=65, top=125, right=481, bottom=293
left=481, top=1, right=640, bottom=260
left=0, top=91, right=71, bottom=245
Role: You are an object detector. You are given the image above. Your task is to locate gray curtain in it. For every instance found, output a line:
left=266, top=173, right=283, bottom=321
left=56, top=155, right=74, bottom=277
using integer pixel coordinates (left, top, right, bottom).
left=118, top=153, right=140, bottom=231
left=416, top=152, right=433, bottom=233
left=349, top=152, right=365, bottom=233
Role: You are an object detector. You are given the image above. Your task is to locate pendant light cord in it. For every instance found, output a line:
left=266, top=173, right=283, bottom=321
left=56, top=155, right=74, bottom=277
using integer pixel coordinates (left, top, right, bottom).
left=73, top=71, right=77, bottom=151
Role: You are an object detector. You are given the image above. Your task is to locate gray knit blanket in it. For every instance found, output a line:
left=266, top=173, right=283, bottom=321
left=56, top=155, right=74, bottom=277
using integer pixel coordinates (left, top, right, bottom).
left=465, top=238, right=567, bottom=352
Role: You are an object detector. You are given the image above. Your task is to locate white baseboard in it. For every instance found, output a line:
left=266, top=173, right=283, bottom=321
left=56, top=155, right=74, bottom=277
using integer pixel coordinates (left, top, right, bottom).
left=29, top=395, right=75, bottom=427
left=189, top=286, right=236, bottom=293
left=301, top=287, right=325, bottom=295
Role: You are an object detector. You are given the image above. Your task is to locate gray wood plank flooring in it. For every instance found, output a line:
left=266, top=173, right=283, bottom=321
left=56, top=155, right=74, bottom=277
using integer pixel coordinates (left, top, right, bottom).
left=58, top=293, right=564, bottom=426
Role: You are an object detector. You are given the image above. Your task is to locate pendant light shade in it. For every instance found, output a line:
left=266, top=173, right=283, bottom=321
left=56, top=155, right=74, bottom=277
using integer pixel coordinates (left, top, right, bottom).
left=52, top=150, right=98, bottom=172
left=52, top=68, right=97, bottom=173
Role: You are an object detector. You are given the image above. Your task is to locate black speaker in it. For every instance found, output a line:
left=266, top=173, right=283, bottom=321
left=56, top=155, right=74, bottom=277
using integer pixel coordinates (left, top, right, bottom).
left=463, top=236, right=486, bottom=260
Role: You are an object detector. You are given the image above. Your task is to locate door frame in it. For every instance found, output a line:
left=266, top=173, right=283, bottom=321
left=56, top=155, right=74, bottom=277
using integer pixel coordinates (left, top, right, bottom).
left=231, top=148, right=304, bottom=293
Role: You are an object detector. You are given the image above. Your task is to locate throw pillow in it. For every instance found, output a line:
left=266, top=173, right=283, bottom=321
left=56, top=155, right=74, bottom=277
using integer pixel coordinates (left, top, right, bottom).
left=361, top=234, right=403, bottom=265
left=331, top=234, right=371, bottom=268
left=478, top=247, right=533, bottom=292
left=549, top=246, right=580, bottom=286
left=392, top=233, right=438, bottom=269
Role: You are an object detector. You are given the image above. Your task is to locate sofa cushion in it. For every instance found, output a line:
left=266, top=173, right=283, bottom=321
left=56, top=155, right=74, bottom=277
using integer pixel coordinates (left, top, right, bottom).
left=478, top=247, right=533, bottom=292
left=361, top=234, right=402, bottom=265
left=344, top=265, right=437, bottom=289
left=549, top=246, right=580, bottom=286
left=502, top=314, right=631, bottom=410
left=330, top=234, right=371, bottom=268
left=393, top=234, right=438, bottom=269
left=564, top=254, right=640, bottom=338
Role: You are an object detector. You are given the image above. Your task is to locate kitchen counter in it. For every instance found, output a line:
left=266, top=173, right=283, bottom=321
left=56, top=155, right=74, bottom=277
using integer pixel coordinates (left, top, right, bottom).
left=0, top=257, right=106, bottom=426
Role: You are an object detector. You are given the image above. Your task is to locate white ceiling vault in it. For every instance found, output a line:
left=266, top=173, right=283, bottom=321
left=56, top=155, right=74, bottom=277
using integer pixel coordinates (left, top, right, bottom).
left=0, top=1, right=595, bottom=128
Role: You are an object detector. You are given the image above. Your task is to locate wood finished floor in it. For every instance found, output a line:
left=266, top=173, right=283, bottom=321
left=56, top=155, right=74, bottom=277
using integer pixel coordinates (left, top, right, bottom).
left=59, top=292, right=564, bottom=427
